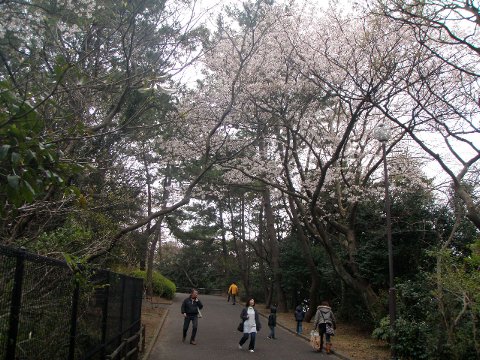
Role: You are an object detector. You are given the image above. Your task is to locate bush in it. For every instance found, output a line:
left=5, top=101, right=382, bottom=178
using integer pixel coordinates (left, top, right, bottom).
left=372, top=316, right=430, bottom=360
left=393, top=318, right=429, bottom=360
left=131, top=270, right=176, bottom=300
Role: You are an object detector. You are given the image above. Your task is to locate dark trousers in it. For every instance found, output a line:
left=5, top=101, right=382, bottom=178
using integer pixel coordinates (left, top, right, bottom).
left=239, top=332, right=256, bottom=350
left=318, top=323, right=331, bottom=348
left=296, top=320, right=303, bottom=334
left=268, top=325, right=276, bottom=338
left=183, top=315, right=198, bottom=341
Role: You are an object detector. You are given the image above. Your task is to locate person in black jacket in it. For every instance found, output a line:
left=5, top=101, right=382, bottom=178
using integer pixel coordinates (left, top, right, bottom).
left=181, top=289, right=203, bottom=345
left=294, top=305, right=305, bottom=335
left=267, top=305, right=277, bottom=339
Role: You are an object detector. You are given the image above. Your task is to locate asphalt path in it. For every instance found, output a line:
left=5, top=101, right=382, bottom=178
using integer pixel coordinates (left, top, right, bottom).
left=148, top=293, right=333, bottom=360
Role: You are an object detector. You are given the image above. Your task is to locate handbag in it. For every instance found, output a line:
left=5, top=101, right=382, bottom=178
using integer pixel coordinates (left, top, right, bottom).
left=237, top=321, right=244, bottom=332
left=320, top=311, right=335, bottom=336
left=326, top=322, right=335, bottom=335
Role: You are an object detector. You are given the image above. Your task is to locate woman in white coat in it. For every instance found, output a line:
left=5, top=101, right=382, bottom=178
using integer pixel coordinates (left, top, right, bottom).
left=238, top=298, right=262, bottom=352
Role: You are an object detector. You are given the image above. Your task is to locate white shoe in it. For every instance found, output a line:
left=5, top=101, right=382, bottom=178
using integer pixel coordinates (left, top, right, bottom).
left=238, top=345, right=242, bottom=349
left=249, top=349, right=254, bottom=353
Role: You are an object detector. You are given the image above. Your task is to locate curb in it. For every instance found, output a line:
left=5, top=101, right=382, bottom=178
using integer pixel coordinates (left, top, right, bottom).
left=143, top=308, right=169, bottom=360
left=257, top=312, right=351, bottom=360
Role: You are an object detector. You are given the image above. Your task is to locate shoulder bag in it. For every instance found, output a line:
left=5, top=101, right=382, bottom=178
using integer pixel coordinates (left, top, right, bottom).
left=320, top=311, right=335, bottom=336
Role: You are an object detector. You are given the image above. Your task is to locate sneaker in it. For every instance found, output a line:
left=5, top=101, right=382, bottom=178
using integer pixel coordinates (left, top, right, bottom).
left=238, top=344, right=242, bottom=350
left=190, top=340, right=196, bottom=345
left=249, top=349, right=254, bottom=353
left=267, top=336, right=272, bottom=339
left=182, top=336, right=186, bottom=343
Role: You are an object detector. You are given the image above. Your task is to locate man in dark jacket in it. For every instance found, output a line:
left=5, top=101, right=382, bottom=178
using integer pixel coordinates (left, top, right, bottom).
left=294, top=305, right=305, bottom=335
left=181, top=289, right=203, bottom=345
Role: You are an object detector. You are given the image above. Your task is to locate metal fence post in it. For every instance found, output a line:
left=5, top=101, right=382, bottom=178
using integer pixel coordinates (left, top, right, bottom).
left=68, top=278, right=80, bottom=360
left=6, top=248, right=26, bottom=360
left=119, top=275, right=126, bottom=335
left=101, top=272, right=110, bottom=359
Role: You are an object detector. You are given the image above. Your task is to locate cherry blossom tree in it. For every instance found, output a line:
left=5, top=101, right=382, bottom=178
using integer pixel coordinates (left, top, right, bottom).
left=373, top=0, right=480, bottom=230
left=190, top=1, right=445, bottom=318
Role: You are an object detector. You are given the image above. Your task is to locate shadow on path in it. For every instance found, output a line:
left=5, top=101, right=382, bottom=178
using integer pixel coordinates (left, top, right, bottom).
left=147, top=293, right=335, bottom=360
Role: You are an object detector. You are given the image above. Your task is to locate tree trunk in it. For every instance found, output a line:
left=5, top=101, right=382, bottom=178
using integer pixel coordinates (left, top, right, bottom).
left=145, top=166, right=171, bottom=296
left=140, top=152, right=152, bottom=270
left=313, top=216, right=379, bottom=316
left=456, top=184, right=480, bottom=231
left=146, top=219, right=163, bottom=297
left=219, top=204, right=228, bottom=257
left=286, top=200, right=381, bottom=318
left=240, top=194, right=251, bottom=295
left=228, top=192, right=250, bottom=295
left=287, top=195, right=322, bottom=321
left=257, top=206, right=269, bottom=304
left=258, top=128, right=287, bottom=311
left=263, top=187, right=287, bottom=312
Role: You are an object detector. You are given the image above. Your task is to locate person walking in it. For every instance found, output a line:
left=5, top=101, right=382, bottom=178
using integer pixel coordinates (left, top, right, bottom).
left=181, top=289, right=204, bottom=345
left=238, top=298, right=261, bottom=352
left=228, top=282, right=239, bottom=305
left=267, top=305, right=277, bottom=339
left=294, top=304, right=305, bottom=335
left=313, top=301, right=336, bottom=354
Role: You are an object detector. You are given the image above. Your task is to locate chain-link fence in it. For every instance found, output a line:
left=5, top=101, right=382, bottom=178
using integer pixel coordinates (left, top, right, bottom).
left=0, top=244, right=143, bottom=360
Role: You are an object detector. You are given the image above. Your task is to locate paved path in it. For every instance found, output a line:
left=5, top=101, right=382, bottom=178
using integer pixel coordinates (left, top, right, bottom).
left=148, top=293, right=335, bottom=360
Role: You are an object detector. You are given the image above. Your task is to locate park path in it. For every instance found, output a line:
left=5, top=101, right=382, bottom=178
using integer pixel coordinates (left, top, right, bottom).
left=147, top=293, right=335, bottom=360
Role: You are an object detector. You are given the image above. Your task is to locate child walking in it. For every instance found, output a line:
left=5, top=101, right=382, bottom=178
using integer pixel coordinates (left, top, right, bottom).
left=267, top=305, right=277, bottom=339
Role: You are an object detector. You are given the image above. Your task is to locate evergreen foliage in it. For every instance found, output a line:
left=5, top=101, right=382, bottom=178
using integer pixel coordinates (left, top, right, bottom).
left=131, top=269, right=176, bottom=300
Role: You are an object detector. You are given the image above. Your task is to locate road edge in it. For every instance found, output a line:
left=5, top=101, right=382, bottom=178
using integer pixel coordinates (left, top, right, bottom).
left=143, top=308, right=169, bottom=360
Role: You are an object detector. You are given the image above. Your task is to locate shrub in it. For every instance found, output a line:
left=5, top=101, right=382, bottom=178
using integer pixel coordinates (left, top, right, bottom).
left=131, top=269, right=176, bottom=300
left=372, top=316, right=429, bottom=360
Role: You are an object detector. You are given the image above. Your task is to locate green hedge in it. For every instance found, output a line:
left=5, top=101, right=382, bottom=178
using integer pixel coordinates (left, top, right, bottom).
left=131, top=270, right=176, bottom=300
